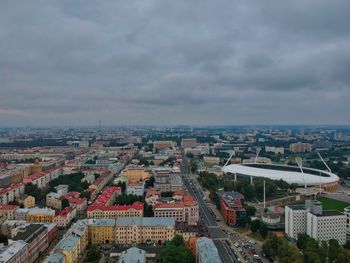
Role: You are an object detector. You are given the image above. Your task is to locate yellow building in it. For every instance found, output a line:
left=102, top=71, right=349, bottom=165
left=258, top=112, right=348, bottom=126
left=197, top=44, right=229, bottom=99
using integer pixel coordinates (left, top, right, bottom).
left=124, top=169, right=150, bottom=185
left=26, top=207, right=55, bottom=223
left=88, top=220, right=115, bottom=245
left=22, top=195, right=35, bottom=208
left=55, top=234, right=80, bottom=263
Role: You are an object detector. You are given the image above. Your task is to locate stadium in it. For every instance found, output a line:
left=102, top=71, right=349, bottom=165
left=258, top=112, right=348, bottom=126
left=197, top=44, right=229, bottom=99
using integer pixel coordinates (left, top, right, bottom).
left=222, top=163, right=339, bottom=191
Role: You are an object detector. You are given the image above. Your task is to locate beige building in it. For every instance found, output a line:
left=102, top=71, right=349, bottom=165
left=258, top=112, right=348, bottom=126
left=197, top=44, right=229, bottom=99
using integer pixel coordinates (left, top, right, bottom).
left=289, top=142, right=312, bottom=153
left=21, top=195, right=35, bottom=208
left=203, top=156, right=220, bottom=165
left=88, top=217, right=176, bottom=245
left=153, top=141, right=176, bottom=151
left=181, top=138, right=197, bottom=148
left=46, top=192, right=62, bottom=210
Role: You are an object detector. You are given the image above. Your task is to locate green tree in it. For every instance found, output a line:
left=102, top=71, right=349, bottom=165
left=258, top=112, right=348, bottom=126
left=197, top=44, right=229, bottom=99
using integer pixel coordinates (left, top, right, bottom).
left=0, top=233, right=8, bottom=245
left=86, top=245, right=100, bottom=262
left=172, top=235, right=185, bottom=247
left=259, top=222, right=268, bottom=239
left=245, top=205, right=256, bottom=217
left=160, top=235, right=195, bottom=263
left=61, top=198, right=70, bottom=209
left=250, top=219, right=260, bottom=233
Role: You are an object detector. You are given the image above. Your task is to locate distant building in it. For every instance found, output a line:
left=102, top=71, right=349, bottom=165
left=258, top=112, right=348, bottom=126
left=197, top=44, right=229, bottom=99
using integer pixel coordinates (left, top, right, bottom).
left=285, top=200, right=346, bottom=245
left=181, top=138, right=197, bottom=148
left=216, top=191, right=246, bottom=226
left=289, top=142, right=312, bottom=153
left=265, top=146, right=284, bottom=155
left=154, top=173, right=183, bottom=193
left=196, top=237, right=222, bottom=263
left=203, top=156, right=220, bottom=165
left=153, top=141, right=176, bottom=151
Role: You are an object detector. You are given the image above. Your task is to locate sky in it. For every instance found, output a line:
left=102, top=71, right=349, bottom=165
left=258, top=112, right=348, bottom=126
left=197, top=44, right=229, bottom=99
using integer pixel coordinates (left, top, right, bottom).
left=0, top=0, right=350, bottom=126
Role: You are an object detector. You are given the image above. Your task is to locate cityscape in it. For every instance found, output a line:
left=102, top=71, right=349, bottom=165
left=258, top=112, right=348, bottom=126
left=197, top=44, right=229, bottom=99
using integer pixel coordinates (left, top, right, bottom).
left=1, top=1, right=350, bottom=263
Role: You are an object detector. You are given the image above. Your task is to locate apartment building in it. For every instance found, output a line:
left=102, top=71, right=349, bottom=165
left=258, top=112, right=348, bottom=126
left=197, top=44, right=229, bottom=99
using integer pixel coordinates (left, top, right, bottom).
left=0, top=205, right=18, bottom=220
left=88, top=217, right=176, bottom=245
left=26, top=207, right=56, bottom=223
left=285, top=200, right=346, bottom=245
left=154, top=173, right=183, bottom=193
left=87, top=202, right=144, bottom=219
left=46, top=192, right=62, bottom=210
left=289, top=142, right=312, bottom=153
left=0, top=183, right=25, bottom=205
left=181, top=138, right=197, bottom=148
left=54, top=207, right=77, bottom=228
left=153, top=141, right=176, bottom=151
left=0, top=240, right=29, bottom=263
left=154, top=191, right=199, bottom=225
left=13, top=224, right=49, bottom=263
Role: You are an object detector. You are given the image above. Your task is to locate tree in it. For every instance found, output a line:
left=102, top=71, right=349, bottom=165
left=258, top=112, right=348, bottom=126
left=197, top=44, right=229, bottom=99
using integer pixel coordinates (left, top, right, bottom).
left=86, top=245, right=100, bottom=262
left=80, top=191, right=91, bottom=200
left=250, top=219, right=260, bottom=233
left=172, top=235, right=185, bottom=247
left=160, top=235, right=195, bottom=263
left=0, top=234, right=8, bottom=245
left=145, top=176, right=155, bottom=188
left=297, top=233, right=309, bottom=249
left=259, top=222, right=268, bottom=239
left=61, top=198, right=70, bottom=209
left=245, top=205, right=256, bottom=217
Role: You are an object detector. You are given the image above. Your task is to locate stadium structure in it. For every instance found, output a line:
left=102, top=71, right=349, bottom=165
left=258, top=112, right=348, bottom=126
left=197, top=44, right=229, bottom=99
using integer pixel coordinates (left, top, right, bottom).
left=222, top=163, right=339, bottom=191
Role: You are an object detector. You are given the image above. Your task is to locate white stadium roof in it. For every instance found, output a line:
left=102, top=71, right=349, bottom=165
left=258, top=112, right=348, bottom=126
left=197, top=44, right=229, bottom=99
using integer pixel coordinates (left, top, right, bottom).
left=222, top=163, right=339, bottom=187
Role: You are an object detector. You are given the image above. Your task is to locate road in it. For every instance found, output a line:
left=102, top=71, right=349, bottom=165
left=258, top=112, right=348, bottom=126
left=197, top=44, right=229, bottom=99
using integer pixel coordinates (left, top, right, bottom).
left=182, top=152, right=238, bottom=263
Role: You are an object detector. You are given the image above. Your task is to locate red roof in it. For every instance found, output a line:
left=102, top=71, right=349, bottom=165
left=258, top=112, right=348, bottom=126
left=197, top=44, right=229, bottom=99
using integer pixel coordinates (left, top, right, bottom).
left=0, top=183, right=24, bottom=195
left=0, top=205, right=19, bottom=210
left=88, top=201, right=143, bottom=212
left=93, top=186, right=121, bottom=206
left=55, top=207, right=74, bottom=218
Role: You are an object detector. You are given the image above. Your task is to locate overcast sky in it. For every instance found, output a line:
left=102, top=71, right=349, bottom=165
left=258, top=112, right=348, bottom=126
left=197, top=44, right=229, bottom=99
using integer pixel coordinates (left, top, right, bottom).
left=1, top=0, right=349, bottom=126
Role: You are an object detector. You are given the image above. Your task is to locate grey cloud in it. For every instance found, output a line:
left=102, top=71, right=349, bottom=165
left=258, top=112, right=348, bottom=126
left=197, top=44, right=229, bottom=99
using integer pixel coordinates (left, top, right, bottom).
left=0, top=0, right=349, bottom=126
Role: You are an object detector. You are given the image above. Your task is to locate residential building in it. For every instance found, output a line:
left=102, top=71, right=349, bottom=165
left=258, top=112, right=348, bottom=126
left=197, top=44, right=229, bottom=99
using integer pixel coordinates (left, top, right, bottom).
left=203, top=156, right=220, bottom=165
left=153, top=141, right=176, bottom=151
left=154, top=191, right=199, bottom=225
left=88, top=217, right=176, bottom=245
left=0, top=205, right=18, bottom=220
left=154, top=173, right=183, bottom=193
left=54, top=234, right=80, bottom=263
left=0, top=240, right=29, bottom=263
left=181, top=138, right=197, bottom=148
left=285, top=200, right=347, bottom=245
left=54, top=207, right=77, bottom=228
left=62, top=192, right=87, bottom=213
left=46, top=192, right=62, bottom=210
left=21, top=195, right=35, bottom=208
left=13, top=224, right=49, bottom=263
left=55, top=185, right=69, bottom=195
left=265, top=146, right=284, bottom=155
left=216, top=191, right=246, bottom=226
left=196, top=237, right=222, bottom=263
left=145, top=188, right=161, bottom=206
left=43, top=252, right=66, bottom=263
left=289, top=142, right=312, bottom=153
left=87, top=202, right=144, bottom=219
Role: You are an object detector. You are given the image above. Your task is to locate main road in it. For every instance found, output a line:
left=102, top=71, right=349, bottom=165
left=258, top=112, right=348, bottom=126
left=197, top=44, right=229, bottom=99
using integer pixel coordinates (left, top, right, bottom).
left=182, top=152, right=238, bottom=263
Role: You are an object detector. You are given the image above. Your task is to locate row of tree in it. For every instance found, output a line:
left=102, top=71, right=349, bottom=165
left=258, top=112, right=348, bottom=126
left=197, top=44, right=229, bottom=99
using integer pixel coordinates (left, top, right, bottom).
left=262, top=233, right=350, bottom=263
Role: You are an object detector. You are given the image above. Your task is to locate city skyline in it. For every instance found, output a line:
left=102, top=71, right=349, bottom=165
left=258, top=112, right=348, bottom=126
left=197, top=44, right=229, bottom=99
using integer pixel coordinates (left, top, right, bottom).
left=1, top=0, right=349, bottom=126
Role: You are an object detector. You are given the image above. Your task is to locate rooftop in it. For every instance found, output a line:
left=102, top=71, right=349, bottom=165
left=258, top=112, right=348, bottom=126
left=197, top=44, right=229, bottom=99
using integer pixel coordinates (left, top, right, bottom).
left=43, top=252, right=65, bottom=263
left=117, top=247, right=146, bottom=263
left=196, top=237, right=222, bottom=263
left=13, top=224, right=46, bottom=243
left=0, top=240, right=28, bottom=262
left=55, top=234, right=80, bottom=252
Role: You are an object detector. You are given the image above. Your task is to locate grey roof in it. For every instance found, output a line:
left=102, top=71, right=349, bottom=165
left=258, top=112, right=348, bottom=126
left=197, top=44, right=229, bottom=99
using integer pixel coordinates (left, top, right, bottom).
left=43, top=252, right=65, bottom=263
left=317, top=210, right=345, bottom=217
left=55, top=234, right=80, bottom=252
left=115, top=217, right=176, bottom=227
left=117, top=247, right=146, bottom=263
left=287, top=205, right=306, bottom=210
left=13, top=224, right=46, bottom=243
left=88, top=217, right=176, bottom=228
left=196, top=237, right=222, bottom=263
left=0, top=240, right=28, bottom=263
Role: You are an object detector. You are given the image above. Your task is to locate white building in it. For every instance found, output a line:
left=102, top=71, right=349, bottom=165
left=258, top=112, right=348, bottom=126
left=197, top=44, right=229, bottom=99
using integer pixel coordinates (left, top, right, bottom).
left=126, top=181, right=145, bottom=196
left=344, top=207, right=350, bottom=242
left=285, top=200, right=346, bottom=245
left=265, top=146, right=284, bottom=155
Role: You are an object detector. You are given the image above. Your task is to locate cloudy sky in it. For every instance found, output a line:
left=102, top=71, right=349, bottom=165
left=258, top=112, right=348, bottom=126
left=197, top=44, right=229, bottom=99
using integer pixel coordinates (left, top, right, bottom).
left=1, top=0, right=349, bottom=126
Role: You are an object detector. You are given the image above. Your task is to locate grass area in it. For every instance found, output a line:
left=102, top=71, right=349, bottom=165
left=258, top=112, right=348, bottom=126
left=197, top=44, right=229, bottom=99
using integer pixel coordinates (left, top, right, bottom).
left=291, top=196, right=350, bottom=212
left=316, top=196, right=350, bottom=211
